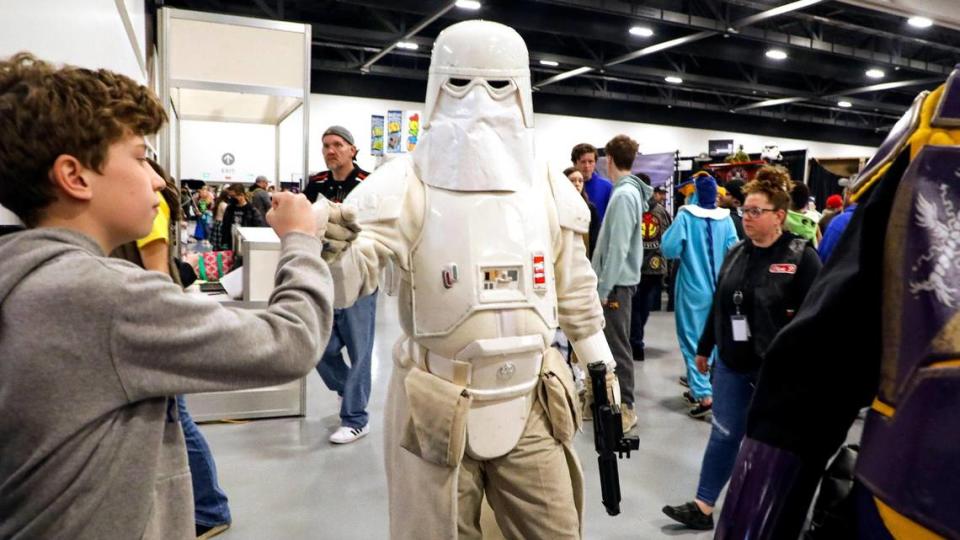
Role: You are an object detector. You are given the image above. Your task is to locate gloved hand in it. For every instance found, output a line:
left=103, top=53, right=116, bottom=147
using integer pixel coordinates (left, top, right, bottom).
left=312, top=197, right=361, bottom=263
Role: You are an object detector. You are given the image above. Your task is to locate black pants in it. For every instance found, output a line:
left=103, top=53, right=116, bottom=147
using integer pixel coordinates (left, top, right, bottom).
left=630, top=276, right=663, bottom=353
left=602, top=285, right=637, bottom=406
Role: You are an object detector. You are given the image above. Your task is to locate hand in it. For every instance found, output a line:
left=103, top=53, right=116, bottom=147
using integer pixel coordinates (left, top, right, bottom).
left=266, top=192, right=316, bottom=238
left=696, top=355, right=710, bottom=374
left=322, top=201, right=362, bottom=263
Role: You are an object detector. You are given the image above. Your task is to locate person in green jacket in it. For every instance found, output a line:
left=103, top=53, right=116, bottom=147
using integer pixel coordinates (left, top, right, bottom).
left=785, top=179, right=818, bottom=245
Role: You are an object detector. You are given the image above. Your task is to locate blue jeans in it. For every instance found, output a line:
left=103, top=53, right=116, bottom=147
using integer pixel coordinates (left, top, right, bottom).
left=316, top=290, right=378, bottom=428
left=176, top=396, right=231, bottom=527
left=695, top=359, right=757, bottom=506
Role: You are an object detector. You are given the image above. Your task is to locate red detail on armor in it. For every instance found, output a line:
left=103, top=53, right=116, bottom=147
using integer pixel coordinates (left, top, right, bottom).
left=532, top=253, right=546, bottom=289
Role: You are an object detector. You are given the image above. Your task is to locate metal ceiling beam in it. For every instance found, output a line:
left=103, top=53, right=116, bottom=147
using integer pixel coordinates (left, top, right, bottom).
left=726, top=0, right=960, bottom=58
left=306, top=21, right=909, bottom=116
left=536, top=0, right=825, bottom=88
left=825, top=77, right=944, bottom=97
left=837, top=0, right=960, bottom=33
left=359, top=0, right=456, bottom=73
left=527, top=0, right=951, bottom=75
left=728, top=0, right=824, bottom=31
left=733, top=77, right=939, bottom=112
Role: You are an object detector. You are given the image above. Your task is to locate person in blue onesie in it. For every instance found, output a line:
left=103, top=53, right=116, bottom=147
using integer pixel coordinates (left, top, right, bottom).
left=662, top=173, right=739, bottom=418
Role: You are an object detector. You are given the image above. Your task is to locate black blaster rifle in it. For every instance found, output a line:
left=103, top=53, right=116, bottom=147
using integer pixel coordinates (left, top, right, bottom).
left=588, top=361, right=640, bottom=516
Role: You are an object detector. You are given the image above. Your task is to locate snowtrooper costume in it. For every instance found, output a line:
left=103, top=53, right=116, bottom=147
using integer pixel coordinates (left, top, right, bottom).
left=324, top=20, right=617, bottom=540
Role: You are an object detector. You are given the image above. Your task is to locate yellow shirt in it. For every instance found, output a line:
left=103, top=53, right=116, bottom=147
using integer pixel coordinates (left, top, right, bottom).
left=136, top=194, right=170, bottom=248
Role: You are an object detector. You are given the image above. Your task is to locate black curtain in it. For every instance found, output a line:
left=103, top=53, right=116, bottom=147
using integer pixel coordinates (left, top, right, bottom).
left=747, top=150, right=807, bottom=184
left=807, top=159, right=844, bottom=210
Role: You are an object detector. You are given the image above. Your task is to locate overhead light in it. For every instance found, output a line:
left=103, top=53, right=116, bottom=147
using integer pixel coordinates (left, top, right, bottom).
left=396, top=41, right=419, bottom=50
left=838, top=100, right=852, bottom=108
left=866, top=68, right=885, bottom=79
left=539, top=59, right=559, bottom=67
left=665, top=76, right=683, bottom=84
left=908, top=16, right=933, bottom=28
left=629, top=26, right=654, bottom=37
left=765, top=49, right=788, bottom=60
left=455, top=0, right=481, bottom=9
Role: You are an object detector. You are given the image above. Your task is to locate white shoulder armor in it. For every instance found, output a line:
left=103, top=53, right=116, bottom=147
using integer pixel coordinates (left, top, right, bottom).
left=547, top=164, right=590, bottom=234
left=343, top=156, right=413, bottom=224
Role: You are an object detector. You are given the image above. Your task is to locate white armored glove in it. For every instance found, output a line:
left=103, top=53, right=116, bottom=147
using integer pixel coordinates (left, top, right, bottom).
left=312, top=197, right=361, bottom=263
left=572, top=331, right=622, bottom=406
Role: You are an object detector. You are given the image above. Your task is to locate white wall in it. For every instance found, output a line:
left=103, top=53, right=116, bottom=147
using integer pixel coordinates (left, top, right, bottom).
left=179, top=120, right=277, bottom=183
left=307, top=93, right=877, bottom=175
left=278, top=105, right=306, bottom=184
left=0, top=0, right=146, bottom=84
left=0, top=0, right=147, bottom=225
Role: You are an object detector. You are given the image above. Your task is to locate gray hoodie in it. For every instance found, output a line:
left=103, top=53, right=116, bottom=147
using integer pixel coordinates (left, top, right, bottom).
left=0, top=228, right=332, bottom=539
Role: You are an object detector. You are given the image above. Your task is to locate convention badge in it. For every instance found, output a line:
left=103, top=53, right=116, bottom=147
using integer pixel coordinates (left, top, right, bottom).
left=731, top=315, right=750, bottom=342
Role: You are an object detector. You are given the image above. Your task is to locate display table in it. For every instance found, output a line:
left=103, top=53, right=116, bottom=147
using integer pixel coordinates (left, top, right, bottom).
left=184, top=227, right=308, bottom=422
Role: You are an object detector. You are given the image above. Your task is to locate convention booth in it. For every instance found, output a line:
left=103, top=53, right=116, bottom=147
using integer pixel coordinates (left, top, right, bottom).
left=158, top=7, right=313, bottom=421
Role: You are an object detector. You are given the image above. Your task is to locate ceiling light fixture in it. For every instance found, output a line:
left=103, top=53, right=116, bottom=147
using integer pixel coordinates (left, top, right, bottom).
left=665, top=76, right=683, bottom=84
left=765, top=49, right=788, bottom=60
left=866, top=68, right=885, bottom=79
left=395, top=41, right=419, bottom=50
left=455, top=0, right=481, bottom=9
left=629, top=26, right=655, bottom=37
left=838, top=100, right=852, bottom=108
left=907, top=16, right=933, bottom=28
left=539, top=59, right=559, bottom=67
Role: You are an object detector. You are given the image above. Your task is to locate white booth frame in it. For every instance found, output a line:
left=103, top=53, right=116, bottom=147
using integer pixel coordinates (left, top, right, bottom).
left=158, top=8, right=312, bottom=422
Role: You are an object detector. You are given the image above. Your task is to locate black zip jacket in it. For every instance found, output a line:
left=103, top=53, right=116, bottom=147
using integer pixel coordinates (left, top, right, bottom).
left=697, top=232, right=821, bottom=372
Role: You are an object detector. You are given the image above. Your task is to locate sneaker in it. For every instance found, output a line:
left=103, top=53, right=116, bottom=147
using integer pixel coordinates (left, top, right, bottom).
left=679, top=375, right=689, bottom=387
left=662, top=502, right=714, bottom=530
left=632, top=347, right=645, bottom=362
left=682, top=391, right=697, bottom=405
left=621, top=405, right=638, bottom=433
left=688, top=401, right=712, bottom=419
left=329, top=424, right=369, bottom=444
left=196, top=523, right=230, bottom=539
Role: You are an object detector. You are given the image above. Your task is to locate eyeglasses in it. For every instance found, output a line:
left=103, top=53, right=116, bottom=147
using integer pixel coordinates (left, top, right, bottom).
left=742, top=206, right=777, bottom=218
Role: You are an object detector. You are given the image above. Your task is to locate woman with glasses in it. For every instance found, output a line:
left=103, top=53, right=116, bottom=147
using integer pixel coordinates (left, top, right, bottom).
left=662, top=166, right=821, bottom=531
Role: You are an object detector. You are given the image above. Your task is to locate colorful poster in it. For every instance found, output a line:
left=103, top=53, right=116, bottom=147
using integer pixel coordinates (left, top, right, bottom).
left=386, top=110, right=403, bottom=153
left=405, top=110, right=421, bottom=152
left=370, top=115, right=384, bottom=156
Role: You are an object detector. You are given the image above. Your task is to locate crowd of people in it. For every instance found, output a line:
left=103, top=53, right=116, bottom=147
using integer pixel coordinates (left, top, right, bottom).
left=0, top=44, right=886, bottom=540
left=556, top=136, right=863, bottom=532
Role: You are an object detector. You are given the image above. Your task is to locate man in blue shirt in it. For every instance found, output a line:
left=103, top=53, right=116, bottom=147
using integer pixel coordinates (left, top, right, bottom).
left=819, top=192, right=858, bottom=264
left=571, top=143, right=614, bottom=222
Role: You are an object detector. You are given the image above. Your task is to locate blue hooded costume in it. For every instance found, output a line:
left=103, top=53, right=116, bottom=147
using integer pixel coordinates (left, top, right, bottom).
left=662, top=174, right=739, bottom=400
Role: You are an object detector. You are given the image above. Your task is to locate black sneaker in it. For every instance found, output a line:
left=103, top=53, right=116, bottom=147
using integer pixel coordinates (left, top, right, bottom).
left=688, top=401, right=712, bottom=419
left=682, top=391, right=697, bottom=405
left=633, top=347, right=645, bottom=362
left=662, top=501, right=714, bottom=530
left=679, top=375, right=689, bottom=387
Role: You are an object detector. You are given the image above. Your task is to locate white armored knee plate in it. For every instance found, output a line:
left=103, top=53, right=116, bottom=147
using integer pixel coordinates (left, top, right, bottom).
left=415, top=20, right=535, bottom=192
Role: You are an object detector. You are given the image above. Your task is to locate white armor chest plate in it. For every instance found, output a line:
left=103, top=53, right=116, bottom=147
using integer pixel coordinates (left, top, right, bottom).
left=410, top=185, right=559, bottom=338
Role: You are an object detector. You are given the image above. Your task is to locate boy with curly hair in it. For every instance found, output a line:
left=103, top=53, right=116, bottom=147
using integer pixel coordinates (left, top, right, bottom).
left=0, top=53, right=333, bottom=539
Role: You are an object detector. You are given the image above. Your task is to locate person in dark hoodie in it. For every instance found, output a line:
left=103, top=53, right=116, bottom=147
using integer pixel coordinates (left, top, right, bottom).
left=0, top=53, right=334, bottom=539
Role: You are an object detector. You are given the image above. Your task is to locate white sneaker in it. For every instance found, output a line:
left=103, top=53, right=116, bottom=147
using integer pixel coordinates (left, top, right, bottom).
left=329, top=424, right=369, bottom=444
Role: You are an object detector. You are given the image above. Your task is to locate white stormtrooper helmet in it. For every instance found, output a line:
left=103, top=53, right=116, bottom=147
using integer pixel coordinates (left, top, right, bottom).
left=414, top=20, right=535, bottom=192
left=423, top=20, right=533, bottom=130
left=762, top=144, right=783, bottom=162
